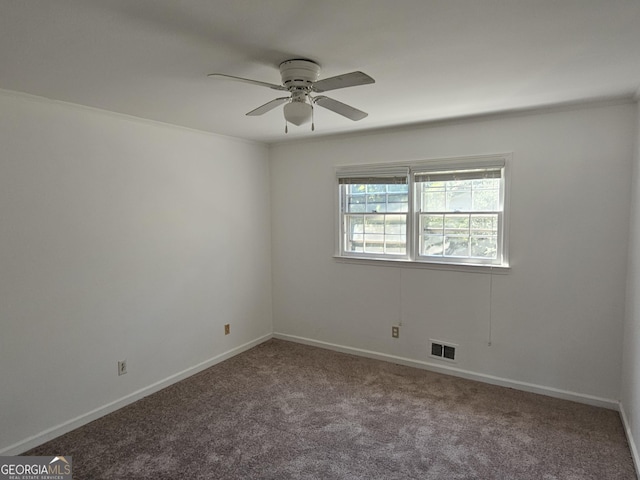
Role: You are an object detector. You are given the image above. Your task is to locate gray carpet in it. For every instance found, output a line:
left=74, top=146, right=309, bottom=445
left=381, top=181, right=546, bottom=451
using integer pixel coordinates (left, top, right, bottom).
left=26, top=339, right=635, bottom=479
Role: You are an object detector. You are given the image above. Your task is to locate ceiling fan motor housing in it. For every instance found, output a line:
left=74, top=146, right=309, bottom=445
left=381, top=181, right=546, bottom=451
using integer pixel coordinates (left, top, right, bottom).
left=280, top=59, right=321, bottom=89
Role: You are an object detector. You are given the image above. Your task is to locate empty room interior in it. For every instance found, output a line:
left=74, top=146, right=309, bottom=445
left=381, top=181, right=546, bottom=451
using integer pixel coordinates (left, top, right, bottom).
left=2, top=1, right=640, bottom=478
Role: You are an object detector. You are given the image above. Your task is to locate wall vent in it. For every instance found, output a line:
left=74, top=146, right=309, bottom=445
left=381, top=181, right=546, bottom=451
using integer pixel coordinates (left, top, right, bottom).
left=429, top=339, right=458, bottom=363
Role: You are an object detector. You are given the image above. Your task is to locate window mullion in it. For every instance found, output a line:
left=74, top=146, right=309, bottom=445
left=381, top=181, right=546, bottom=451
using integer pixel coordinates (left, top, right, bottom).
left=408, top=173, right=415, bottom=260
left=467, top=213, right=471, bottom=258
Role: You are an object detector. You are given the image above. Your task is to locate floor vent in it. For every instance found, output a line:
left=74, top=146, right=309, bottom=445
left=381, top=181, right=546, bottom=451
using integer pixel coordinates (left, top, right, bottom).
left=429, top=339, right=458, bottom=363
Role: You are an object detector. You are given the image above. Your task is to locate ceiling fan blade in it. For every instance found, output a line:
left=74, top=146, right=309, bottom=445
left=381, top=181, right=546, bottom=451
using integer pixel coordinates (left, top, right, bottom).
left=312, top=71, right=375, bottom=93
left=208, top=73, right=287, bottom=91
left=314, top=96, right=368, bottom=121
left=246, top=97, right=290, bottom=116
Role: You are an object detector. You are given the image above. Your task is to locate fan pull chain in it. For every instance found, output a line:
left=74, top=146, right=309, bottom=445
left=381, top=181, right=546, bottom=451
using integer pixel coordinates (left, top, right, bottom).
left=285, top=121, right=288, bottom=134
left=311, top=105, right=315, bottom=131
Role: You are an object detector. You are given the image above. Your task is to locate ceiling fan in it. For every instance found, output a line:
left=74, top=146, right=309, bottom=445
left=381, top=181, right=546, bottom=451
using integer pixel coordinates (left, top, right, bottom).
left=208, top=59, right=375, bottom=132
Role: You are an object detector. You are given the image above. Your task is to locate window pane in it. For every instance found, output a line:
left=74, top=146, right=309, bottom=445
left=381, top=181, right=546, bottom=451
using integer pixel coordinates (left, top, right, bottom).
left=444, top=214, right=470, bottom=233
left=347, top=203, right=366, bottom=213
left=342, top=182, right=408, bottom=256
left=347, top=194, right=366, bottom=213
left=367, top=194, right=386, bottom=204
left=383, top=214, right=407, bottom=255
left=423, top=235, right=444, bottom=256
left=425, top=181, right=446, bottom=190
left=471, top=236, right=498, bottom=258
left=343, top=214, right=408, bottom=255
left=345, top=184, right=409, bottom=215
left=344, top=215, right=364, bottom=252
left=423, top=191, right=446, bottom=212
left=470, top=214, right=498, bottom=245
left=422, top=214, right=444, bottom=234
left=366, top=194, right=386, bottom=213
left=470, top=214, right=497, bottom=231
left=445, top=236, right=470, bottom=257
left=364, top=215, right=385, bottom=232
left=446, top=182, right=472, bottom=211
left=364, top=215, right=385, bottom=253
left=364, top=242, right=384, bottom=253
left=420, top=213, right=499, bottom=260
left=388, top=194, right=409, bottom=212
left=471, top=179, right=500, bottom=211
left=417, top=179, right=502, bottom=262
left=385, top=217, right=405, bottom=235
left=349, top=184, right=367, bottom=194
left=419, top=177, right=500, bottom=213
left=472, top=178, right=500, bottom=189
left=385, top=234, right=406, bottom=254
left=388, top=184, right=407, bottom=193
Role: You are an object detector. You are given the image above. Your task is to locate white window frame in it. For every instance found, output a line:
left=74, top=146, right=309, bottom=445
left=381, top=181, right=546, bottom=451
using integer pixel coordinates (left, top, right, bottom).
left=336, top=165, right=411, bottom=260
left=335, top=154, right=510, bottom=270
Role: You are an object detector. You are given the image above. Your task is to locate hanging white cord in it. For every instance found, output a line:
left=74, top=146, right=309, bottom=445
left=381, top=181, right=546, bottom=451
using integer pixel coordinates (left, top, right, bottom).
left=398, top=268, right=403, bottom=327
left=488, top=267, right=493, bottom=346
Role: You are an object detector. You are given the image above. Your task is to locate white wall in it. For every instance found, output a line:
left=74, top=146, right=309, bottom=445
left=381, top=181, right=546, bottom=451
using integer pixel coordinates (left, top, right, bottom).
left=270, top=102, right=636, bottom=403
left=0, top=91, right=273, bottom=453
left=1, top=90, right=635, bottom=456
left=621, top=100, right=640, bottom=468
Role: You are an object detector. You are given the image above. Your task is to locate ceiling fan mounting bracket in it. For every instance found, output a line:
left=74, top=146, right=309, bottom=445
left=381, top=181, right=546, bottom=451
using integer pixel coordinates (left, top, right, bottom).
left=280, top=59, right=321, bottom=89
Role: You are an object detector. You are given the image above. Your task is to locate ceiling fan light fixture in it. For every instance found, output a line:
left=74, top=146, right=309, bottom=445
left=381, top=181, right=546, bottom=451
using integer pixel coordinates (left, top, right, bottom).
left=283, top=100, right=312, bottom=126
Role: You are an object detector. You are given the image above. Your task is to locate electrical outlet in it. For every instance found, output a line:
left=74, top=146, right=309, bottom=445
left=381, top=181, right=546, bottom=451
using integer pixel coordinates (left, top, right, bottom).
left=391, top=326, right=399, bottom=338
left=118, top=360, right=127, bottom=376
left=224, top=324, right=230, bottom=335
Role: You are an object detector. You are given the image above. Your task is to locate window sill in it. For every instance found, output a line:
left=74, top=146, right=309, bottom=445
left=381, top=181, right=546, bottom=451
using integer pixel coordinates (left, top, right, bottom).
left=333, top=255, right=511, bottom=274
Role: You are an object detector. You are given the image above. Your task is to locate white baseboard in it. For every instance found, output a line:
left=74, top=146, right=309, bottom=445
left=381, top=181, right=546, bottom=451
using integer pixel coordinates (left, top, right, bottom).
left=620, top=402, right=640, bottom=478
left=1, top=334, right=272, bottom=456
left=273, top=332, right=619, bottom=410
left=3, top=332, right=623, bottom=457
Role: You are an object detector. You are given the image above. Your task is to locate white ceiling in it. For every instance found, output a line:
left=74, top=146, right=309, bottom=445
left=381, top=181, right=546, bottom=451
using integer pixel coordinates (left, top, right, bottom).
left=1, top=0, right=639, bottom=143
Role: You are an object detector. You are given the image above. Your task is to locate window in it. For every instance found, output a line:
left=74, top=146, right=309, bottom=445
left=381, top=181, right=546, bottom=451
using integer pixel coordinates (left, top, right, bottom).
left=337, top=156, right=508, bottom=268
left=338, top=167, right=409, bottom=259
left=415, top=167, right=503, bottom=264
